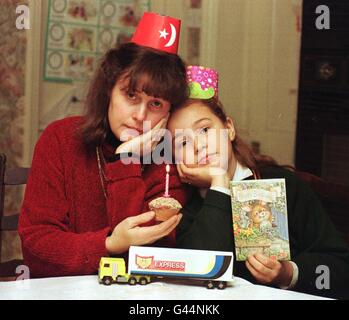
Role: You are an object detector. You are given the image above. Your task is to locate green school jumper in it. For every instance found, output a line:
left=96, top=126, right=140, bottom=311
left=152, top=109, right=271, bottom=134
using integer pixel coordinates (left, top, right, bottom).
left=176, top=166, right=349, bottom=299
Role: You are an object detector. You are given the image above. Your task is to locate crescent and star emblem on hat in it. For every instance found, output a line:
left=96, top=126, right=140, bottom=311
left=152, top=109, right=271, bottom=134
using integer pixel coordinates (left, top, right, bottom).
left=131, top=12, right=181, bottom=54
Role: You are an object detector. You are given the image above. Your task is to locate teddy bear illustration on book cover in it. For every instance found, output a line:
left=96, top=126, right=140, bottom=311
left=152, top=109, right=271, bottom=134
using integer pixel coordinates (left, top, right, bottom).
left=230, top=179, right=291, bottom=261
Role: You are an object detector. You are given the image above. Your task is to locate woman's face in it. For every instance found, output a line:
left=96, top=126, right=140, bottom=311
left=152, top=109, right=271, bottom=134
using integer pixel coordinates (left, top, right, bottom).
left=167, top=102, right=236, bottom=172
left=108, top=76, right=171, bottom=141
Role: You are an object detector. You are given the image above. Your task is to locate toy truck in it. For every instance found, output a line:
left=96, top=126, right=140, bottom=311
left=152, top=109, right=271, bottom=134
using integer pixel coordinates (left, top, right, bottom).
left=99, top=246, right=234, bottom=289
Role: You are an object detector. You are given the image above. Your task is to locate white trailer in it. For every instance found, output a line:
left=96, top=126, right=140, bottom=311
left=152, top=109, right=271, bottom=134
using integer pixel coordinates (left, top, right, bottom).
left=128, top=246, right=234, bottom=289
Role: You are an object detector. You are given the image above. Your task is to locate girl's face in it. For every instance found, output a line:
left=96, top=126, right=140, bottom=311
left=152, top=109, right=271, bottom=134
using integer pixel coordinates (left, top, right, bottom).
left=108, top=77, right=171, bottom=141
left=167, top=102, right=236, bottom=173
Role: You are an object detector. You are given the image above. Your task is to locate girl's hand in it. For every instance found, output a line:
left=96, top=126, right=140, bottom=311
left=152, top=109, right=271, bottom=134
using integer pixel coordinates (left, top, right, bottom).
left=245, top=253, right=294, bottom=288
left=177, top=162, right=229, bottom=188
left=115, top=116, right=169, bottom=157
left=105, top=211, right=182, bottom=255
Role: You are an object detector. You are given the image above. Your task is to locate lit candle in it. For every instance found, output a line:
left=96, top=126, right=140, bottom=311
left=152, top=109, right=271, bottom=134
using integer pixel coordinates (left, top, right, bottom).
left=164, top=165, right=170, bottom=197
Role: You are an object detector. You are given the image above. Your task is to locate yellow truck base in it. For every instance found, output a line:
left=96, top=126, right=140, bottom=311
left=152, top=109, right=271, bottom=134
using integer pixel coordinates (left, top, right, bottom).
left=98, top=257, right=151, bottom=286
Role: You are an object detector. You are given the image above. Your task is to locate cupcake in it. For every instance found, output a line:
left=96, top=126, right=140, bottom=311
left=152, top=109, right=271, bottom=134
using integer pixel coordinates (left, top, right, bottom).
left=149, top=196, right=182, bottom=222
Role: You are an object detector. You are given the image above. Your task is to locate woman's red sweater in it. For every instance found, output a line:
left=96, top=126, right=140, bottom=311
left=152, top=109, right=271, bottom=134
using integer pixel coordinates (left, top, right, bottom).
left=18, top=117, right=187, bottom=278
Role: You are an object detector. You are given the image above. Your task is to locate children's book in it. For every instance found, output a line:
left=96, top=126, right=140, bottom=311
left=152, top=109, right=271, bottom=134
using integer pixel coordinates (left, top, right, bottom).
left=230, top=179, right=291, bottom=261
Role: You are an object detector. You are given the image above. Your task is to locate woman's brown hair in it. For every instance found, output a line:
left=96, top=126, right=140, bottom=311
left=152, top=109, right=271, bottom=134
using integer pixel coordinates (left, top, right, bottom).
left=79, top=42, right=188, bottom=150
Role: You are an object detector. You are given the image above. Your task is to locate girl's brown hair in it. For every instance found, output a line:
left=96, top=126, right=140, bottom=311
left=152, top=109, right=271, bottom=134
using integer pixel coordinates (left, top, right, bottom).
left=79, top=42, right=188, bottom=150
left=181, top=98, right=275, bottom=173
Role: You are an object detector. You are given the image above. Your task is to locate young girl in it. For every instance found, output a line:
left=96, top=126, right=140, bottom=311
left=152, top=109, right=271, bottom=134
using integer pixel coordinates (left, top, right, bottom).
left=18, top=14, right=189, bottom=278
left=167, top=66, right=349, bottom=299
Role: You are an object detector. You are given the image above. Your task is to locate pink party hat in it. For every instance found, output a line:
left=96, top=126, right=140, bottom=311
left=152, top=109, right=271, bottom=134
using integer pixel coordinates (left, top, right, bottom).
left=131, top=12, right=181, bottom=54
left=187, top=65, right=218, bottom=99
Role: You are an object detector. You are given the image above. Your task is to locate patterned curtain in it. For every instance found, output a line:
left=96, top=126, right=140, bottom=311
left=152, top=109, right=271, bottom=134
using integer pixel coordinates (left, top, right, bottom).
left=0, top=0, right=28, bottom=262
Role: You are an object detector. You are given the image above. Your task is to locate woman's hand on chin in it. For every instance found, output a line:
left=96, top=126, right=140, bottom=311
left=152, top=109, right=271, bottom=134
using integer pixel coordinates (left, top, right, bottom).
left=177, top=162, right=230, bottom=189
left=115, top=116, right=169, bottom=157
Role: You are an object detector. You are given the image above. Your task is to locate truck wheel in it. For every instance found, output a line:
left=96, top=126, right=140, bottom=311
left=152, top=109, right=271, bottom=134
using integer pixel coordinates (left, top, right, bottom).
left=217, top=281, right=227, bottom=290
left=205, top=281, right=215, bottom=289
left=139, top=277, right=149, bottom=285
left=102, top=277, right=113, bottom=286
left=128, top=277, right=137, bottom=285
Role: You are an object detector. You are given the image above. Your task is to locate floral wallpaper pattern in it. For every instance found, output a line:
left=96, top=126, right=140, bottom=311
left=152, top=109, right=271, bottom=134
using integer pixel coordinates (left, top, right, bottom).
left=0, top=0, right=28, bottom=262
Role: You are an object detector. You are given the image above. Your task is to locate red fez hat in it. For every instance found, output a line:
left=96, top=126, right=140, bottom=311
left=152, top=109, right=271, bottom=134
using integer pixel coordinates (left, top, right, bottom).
left=131, top=12, right=181, bottom=54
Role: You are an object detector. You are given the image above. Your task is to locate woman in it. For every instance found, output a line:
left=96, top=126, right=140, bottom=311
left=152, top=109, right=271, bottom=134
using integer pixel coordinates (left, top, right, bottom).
left=167, top=66, right=349, bottom=299
left=18, top=15, right=189, bottom=278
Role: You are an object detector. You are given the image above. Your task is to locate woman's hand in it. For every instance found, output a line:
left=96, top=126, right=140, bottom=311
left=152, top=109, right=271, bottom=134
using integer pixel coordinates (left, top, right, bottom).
left=177, top=162, right=229, bottom=189
left=245, top=253, right=294, bottom=288
left=105, top=211, right=182, bottom=255
left=115, top=116, right=169, bottom=157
